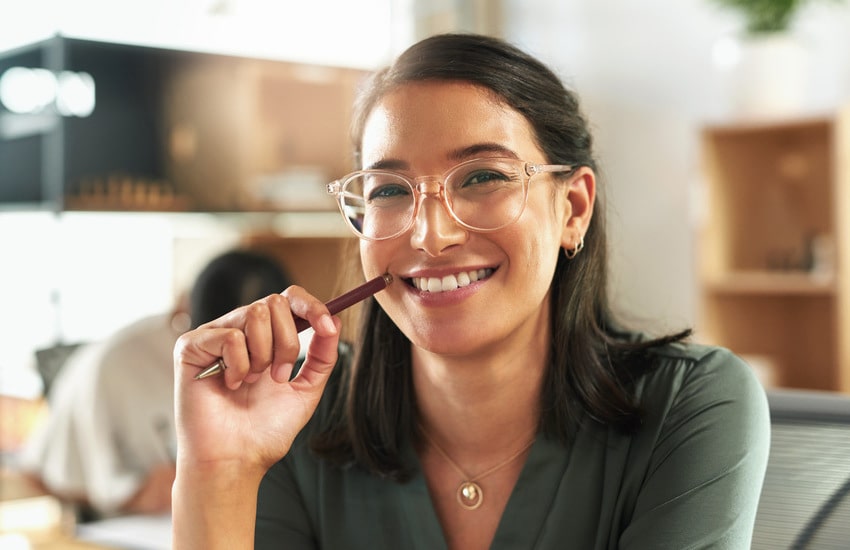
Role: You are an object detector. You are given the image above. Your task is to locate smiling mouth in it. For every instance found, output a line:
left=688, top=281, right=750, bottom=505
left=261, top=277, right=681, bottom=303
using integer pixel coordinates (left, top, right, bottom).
left=406, top=268, right=495, bottom=293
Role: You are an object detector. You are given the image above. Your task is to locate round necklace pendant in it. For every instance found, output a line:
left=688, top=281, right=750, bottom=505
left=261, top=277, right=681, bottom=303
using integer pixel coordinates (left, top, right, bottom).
left=456, top=481, right=483, bottom=510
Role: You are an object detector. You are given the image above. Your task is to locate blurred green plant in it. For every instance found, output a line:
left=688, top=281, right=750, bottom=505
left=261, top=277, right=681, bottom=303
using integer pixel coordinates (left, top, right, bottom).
left=710, top=0, right=843, bottom=33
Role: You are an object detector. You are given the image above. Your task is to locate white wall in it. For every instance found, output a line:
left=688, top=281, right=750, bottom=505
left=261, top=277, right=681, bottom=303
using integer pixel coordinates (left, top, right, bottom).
left=0, top=0, right=401, bottom=68
left=503, top=0, right=850, bottom=334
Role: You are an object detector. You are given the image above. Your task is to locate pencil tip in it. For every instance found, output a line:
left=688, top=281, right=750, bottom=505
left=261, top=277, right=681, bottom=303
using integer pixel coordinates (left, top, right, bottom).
left=193, top=364, right=222, bottom=380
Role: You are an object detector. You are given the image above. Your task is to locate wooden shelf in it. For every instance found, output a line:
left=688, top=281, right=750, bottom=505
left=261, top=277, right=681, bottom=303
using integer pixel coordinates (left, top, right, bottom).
left=705, top=271, right=836, bottom=296
left=0, top=36, right=366, bottom=213
left=697, top=106, right=850, bottom=393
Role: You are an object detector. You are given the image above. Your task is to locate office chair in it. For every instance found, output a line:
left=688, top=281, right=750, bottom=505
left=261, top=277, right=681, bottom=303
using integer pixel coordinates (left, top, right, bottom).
left=751, top=388, right=850, bottom=549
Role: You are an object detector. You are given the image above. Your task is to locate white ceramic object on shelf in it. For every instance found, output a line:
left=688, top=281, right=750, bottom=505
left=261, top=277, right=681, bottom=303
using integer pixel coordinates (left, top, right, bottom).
left=714, top=33, right=809, bottom=119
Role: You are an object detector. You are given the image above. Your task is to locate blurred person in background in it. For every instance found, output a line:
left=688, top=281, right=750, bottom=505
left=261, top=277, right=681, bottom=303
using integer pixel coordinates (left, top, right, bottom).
left=19, top=248, right=292, bottom=519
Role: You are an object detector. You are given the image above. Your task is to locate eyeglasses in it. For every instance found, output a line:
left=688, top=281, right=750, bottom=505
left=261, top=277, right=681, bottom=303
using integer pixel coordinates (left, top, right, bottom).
left=326, top=157, right=576, bottom=241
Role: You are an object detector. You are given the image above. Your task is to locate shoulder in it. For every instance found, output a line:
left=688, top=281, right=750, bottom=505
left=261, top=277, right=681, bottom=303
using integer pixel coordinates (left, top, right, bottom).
left=103, top=313, right=177, bottom=351
left=44, top=341, right=108, bottom=398
left=635, top=341, right=771, bottom=450
left=601, top=343, right=772, bottom=547
left=98, top=313, right=179, bottom=371
left=642, top=341, right=766, bottom=405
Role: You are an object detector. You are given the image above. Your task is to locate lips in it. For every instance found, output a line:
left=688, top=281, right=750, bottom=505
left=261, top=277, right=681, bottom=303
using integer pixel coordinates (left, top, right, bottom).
left=409, top=268, right=494, bottom=293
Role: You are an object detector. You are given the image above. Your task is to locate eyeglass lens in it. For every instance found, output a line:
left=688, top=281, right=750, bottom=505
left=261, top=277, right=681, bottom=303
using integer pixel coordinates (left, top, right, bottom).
left=339, top=158, right=528, bottom=240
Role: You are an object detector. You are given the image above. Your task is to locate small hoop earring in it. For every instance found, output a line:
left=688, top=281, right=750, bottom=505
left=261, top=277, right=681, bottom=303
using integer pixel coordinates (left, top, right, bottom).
left=564, top=235, right=584, bottom=259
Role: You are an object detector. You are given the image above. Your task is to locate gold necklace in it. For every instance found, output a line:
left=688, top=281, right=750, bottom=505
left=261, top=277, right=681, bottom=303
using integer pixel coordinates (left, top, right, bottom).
left=420, top=426, right=536, bottom=511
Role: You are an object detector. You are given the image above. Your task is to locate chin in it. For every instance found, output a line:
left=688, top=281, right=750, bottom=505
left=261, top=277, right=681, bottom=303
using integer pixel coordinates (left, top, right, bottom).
left=407, top=321, right=502, bottom=357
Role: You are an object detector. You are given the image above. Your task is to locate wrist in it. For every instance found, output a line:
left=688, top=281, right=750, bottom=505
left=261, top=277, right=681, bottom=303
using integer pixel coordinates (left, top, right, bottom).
left=172, top=460, right=267, bottom=549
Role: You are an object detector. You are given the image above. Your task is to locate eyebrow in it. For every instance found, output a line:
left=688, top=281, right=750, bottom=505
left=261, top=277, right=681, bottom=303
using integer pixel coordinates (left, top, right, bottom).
left=448, top=143, right=520, bottom=162
left=365, top=142, right=520, bottom=172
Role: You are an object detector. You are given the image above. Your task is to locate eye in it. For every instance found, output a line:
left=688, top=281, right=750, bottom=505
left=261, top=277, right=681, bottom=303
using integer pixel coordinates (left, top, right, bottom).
left=365, top=178, right=412, bottom=202
left=459, top=168, right=515, bottom=190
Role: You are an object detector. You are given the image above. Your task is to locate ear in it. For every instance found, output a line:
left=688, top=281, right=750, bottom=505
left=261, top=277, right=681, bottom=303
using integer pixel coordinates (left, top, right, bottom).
left=560, top=166, right=596, bottom=250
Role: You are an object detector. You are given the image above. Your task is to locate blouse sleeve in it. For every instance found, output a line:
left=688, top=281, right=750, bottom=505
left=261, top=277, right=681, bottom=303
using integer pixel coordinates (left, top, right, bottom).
left=255, top=450, right=318, bottom=549
left=619, top=347, right=771, bottom=549
left=254, top=348, right=356, bottom=549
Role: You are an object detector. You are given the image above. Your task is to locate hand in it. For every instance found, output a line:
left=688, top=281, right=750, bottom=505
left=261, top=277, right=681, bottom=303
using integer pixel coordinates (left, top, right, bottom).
left=173, top=287, right=341, bottom=476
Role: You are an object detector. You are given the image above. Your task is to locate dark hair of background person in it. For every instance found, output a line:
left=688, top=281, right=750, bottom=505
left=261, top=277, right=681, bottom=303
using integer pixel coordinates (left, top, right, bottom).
left=312, top=33, right=691, bottom=480
left=189, top=249, right=293, bottom=329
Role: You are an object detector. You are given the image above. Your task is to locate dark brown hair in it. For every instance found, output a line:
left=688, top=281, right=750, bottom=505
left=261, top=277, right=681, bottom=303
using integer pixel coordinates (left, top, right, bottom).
left=312, top=33, right=689, bottom=480
left=190, top=249, right=292, bottom=329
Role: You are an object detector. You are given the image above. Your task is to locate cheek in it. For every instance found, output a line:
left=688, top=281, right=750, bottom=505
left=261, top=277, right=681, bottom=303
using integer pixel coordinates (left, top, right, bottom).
left=527, top=235, right=561, bottom=281
left=500, top=221, right=559, bottom=277
left=359, top=240, right=391, bottom=281
left=522, top=193, right=568, bottom=249
left=509, top=206, right=565, bottom=281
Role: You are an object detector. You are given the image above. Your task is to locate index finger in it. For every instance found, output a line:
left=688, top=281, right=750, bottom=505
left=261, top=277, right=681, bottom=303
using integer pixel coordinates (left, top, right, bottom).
left=281, top=285, right=335, bottom=334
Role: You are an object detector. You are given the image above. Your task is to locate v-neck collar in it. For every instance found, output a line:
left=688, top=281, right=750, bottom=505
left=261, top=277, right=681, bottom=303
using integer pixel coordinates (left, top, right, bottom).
left=398, top=434, right=573, bottom=550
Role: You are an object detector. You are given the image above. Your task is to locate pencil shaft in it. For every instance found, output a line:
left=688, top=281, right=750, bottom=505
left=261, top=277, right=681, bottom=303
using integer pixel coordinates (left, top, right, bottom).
left=193, top=273, right=391, bottom=380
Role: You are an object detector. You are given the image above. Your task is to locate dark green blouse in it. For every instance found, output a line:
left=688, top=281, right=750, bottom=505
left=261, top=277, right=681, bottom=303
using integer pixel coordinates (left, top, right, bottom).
left=256, top=343, right=770, bottom=549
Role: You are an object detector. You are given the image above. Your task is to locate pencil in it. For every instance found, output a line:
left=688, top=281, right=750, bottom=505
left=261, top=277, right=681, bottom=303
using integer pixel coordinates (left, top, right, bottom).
left=194, top=272, right=393, bottom=380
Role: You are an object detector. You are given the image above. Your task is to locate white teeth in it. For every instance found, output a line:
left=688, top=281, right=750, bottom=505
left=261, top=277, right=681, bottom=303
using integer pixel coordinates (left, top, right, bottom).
left=441, top=275, right=458, bottom=291
left=412, top=268, right=493, bottom=293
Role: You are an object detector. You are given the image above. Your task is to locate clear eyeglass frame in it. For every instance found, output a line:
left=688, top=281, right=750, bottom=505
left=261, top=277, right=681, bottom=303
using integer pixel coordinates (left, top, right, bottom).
left=325, top=157, right=576, bottom=241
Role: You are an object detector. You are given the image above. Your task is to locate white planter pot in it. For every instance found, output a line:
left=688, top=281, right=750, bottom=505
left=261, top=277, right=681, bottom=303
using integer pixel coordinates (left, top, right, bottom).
left=715, top=33, right=809, bottom=118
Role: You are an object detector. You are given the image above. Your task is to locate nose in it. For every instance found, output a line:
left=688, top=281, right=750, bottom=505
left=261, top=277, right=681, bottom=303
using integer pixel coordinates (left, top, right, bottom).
left=409, top=178, right=468, bottom=256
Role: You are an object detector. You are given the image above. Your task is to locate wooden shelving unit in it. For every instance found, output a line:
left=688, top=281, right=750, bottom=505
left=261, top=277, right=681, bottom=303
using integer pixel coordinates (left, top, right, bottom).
left=0, top=36, right=366, bottom=214
left=697, top=108, right=850, bottom=392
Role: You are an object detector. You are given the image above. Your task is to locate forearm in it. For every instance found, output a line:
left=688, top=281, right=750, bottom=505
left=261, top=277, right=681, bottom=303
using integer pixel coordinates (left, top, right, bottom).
left=172, top=461, right=266, bottom=549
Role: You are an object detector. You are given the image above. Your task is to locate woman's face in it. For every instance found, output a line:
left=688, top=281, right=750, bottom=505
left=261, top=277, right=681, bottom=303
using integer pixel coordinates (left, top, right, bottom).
left=359, top=81, right=593, bottom=358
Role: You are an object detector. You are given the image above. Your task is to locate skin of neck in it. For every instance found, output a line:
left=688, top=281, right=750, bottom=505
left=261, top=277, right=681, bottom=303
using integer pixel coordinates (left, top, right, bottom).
left=412, top=299, right=549, bottom=465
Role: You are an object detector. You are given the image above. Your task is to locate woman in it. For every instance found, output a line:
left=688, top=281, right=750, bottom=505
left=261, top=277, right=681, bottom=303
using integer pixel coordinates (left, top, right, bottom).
left=173, top=34, right=770, bottom=549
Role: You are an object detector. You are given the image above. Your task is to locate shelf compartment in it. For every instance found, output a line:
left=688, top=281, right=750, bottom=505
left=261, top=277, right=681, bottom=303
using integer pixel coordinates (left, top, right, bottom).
left=700, top=119, right=834, bottom=275
left=701, top=294, right=838, bottom=390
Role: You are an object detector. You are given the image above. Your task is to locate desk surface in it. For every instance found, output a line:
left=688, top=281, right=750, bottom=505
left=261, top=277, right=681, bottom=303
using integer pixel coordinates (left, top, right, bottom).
left=34, top=537, right=113, bottom=549
left=75, top=514, right=171, bottom=549
left=1, top=468, right=116, bottom=549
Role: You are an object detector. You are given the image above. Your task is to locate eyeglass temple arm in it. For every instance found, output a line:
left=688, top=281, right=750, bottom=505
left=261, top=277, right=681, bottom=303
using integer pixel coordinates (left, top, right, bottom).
left=526, top=163, right=577, bottom=176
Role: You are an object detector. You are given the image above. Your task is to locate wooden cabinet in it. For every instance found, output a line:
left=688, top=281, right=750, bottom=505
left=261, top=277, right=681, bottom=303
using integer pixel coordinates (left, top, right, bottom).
left=697, top=108, right=850, bottom=392
left=0, top=36, right=366, bottom=213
